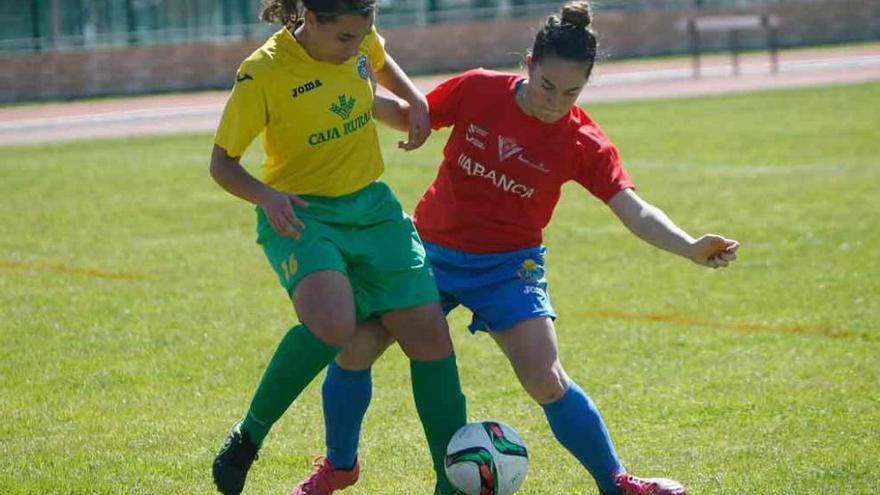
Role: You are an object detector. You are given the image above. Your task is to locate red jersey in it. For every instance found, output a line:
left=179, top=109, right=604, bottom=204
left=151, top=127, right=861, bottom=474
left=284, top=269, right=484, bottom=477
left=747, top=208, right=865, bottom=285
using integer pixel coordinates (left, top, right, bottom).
left=413, top=69, right=635, bottom=253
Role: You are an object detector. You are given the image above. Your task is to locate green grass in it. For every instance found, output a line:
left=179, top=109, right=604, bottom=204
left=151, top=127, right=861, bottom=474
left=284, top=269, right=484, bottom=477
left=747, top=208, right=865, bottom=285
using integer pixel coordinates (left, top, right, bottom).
left=1, top=82, right=878, bottom=494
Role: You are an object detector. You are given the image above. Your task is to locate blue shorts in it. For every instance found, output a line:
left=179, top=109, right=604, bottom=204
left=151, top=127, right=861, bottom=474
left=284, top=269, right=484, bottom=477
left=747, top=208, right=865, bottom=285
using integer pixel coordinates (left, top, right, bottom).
left=423, top=241, right=556, bottom=333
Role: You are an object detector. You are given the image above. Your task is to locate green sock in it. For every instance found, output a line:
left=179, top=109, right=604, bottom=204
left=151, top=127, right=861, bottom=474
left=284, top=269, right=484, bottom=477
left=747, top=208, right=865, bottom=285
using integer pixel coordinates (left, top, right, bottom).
left=411, top=354, right=468, bottom=495
left=240, top=324, right=339, bottom=446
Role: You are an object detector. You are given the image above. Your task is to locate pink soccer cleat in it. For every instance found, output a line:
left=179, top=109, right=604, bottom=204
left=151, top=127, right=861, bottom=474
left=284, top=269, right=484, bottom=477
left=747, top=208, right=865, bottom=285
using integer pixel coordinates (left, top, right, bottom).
left=613, top=471, right=688, bottom=495
left=290, top=456, right=360, bottom=495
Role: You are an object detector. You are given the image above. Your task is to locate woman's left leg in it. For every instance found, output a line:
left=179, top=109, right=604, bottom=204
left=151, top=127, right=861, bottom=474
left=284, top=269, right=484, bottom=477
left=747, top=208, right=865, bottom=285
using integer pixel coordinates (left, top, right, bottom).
left=381, top=301, right=468, bottom=495
left=490, top=317, right=624, bottom=495
left=309, top=304, right=466, bottom=495
left=315, top=182, right=466, bottom=494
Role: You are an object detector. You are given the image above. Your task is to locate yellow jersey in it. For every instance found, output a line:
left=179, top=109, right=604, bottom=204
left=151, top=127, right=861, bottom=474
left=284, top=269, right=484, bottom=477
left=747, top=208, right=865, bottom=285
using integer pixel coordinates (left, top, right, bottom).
left=215, top=27, right=386, bottom=197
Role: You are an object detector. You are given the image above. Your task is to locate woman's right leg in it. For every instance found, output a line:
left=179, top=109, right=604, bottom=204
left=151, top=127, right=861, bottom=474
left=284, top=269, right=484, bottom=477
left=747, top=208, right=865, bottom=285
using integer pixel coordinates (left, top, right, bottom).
left=213, top=271, right=357, bottom=495
left=322, top=320, right=395, bottom=469
left=289, top=320, right=395, bottom=495
left=239, top=271, right=358, bottom=444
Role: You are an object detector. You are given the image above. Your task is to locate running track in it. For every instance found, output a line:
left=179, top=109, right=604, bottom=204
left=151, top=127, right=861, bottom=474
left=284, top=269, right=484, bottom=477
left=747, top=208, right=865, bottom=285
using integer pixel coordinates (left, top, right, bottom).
left=1, top=44, right=877, bottom=146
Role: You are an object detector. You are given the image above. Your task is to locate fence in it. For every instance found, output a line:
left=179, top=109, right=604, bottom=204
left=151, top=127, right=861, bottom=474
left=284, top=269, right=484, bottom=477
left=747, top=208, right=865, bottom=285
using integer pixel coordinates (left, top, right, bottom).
left=0, top=0, right=820, bottom=53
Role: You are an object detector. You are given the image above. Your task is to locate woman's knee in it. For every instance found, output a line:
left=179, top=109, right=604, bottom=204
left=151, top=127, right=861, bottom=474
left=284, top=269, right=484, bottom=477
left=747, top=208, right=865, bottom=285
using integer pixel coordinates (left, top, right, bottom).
left=522, top=365, right=569, bottom=404
left=295, top=296, right=356, bottom=346
left=306, top=313, right=356, bottom=347
left=382, top=302, right=453, bottom=361
left=336, top=321, right=395, bottom=370
left=294, top=271, right=357, bottom=346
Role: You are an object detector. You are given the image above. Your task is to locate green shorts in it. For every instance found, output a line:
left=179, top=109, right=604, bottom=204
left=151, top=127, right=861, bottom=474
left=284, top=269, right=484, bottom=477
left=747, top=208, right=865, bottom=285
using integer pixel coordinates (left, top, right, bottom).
left=256, top=181, right=439, bottom=322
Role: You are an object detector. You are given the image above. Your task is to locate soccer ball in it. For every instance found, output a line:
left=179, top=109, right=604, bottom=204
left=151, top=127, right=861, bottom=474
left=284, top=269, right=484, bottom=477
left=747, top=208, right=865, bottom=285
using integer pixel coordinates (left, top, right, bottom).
left=445, top=421, right=529, bottom=495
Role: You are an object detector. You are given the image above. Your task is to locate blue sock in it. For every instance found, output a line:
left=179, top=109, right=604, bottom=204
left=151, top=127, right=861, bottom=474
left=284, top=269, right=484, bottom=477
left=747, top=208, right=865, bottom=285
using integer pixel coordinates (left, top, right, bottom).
left=542, top=381, right=624, bottom=495
left=322, top=361, right=372, bottom=470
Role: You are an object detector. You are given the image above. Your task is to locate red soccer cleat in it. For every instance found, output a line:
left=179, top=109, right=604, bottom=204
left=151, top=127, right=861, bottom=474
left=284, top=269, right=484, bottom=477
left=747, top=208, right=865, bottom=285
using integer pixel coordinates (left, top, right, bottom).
left=290, top=456, right=360, bottom=495
left=613, top=471, right=688, bottom=495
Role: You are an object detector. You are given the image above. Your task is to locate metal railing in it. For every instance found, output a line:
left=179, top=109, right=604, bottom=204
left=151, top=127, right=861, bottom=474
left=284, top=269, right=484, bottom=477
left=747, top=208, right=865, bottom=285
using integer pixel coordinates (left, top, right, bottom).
left=0, top=0, right=811, bottom=53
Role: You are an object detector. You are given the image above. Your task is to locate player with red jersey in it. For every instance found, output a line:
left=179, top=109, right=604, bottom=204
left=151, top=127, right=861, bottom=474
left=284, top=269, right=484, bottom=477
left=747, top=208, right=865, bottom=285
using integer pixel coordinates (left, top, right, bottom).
left=300, top=2, right=738, bottom=494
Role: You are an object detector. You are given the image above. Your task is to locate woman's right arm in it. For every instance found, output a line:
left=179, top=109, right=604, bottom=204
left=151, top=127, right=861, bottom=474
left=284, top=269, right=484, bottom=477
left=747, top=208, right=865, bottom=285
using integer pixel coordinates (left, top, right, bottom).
left=210, top=144, right=274, bottom=205
left=210, top=144, right=308, bottom=238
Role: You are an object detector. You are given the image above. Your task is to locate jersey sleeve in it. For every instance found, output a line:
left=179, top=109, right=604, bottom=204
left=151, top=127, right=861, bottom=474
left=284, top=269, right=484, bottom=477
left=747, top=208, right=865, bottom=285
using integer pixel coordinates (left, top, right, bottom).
left=426, top=70, right=477, bottom=130
left=363, top=27, right=386, bottom=72
left=572, top=126, right=635, bottom=203
left=214, top=62, right=268, bottom=158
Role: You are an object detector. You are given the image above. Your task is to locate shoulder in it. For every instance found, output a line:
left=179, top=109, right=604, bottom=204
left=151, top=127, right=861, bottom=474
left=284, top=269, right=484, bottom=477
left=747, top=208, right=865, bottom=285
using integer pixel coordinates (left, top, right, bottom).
left=569, top=107, right=614, bottom=153
left=238, top=31, right=287, bottom=78
left=362, top=27, right=384, bottom=48
left=357, top=27, right=386, bottom=70
left=444, top=68, right=518, bottom=98
left=457, top=68, right=517, bottom=86
left=238, top=56, right=273, bottom=79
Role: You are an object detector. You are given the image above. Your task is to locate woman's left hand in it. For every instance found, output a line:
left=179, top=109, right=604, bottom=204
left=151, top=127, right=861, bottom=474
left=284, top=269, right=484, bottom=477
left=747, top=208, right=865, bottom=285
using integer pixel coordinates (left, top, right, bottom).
left=689, top=235, right=739, bottom=269
left=399, top=97, right=431, bottom=151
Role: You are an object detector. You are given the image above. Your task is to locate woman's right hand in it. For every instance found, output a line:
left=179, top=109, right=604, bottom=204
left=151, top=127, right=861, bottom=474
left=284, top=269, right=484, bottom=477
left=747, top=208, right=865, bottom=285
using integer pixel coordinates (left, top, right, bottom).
left=260, top=188, right=309, bottom=238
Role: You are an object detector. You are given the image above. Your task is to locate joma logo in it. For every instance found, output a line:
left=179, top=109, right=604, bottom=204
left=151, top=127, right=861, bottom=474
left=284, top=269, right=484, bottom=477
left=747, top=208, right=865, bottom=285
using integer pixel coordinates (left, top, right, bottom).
left=292, top=79, right=323, bottom=98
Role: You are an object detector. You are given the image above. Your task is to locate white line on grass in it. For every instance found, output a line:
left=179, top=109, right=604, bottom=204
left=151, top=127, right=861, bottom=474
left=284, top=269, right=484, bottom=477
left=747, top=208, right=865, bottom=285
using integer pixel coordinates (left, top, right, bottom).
left=0, top=104, right=222, bottom=131
left=626, top=160, right=876, bottom=175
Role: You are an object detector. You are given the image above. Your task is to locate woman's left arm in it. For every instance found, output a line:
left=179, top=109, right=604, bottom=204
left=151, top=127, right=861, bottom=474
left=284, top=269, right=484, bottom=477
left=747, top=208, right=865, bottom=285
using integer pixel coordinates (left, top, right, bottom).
left=375, top=53, right=430, bottom=150
left=372, top=93, right=410, bottom=133
left=607, top=188, right=739, bottom=268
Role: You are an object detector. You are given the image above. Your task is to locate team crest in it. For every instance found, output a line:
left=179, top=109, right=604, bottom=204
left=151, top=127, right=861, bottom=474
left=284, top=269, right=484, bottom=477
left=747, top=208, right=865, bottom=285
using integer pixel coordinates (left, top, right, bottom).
left=356, top=55, right=369, bottom=80
left=499, top=135, right=523, bottom=162
left=516, top=258, right=544, bottom=285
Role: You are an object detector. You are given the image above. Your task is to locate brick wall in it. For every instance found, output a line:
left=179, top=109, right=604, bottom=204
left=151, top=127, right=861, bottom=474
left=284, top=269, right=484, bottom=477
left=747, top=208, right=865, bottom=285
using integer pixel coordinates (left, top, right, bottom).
left=2, top=0, right=878, bottom=102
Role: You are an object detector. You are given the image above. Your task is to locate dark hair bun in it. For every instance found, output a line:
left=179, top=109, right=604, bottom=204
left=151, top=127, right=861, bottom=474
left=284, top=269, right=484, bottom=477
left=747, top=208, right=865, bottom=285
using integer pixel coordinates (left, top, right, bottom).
left=561, top=1, right=592, bottom=29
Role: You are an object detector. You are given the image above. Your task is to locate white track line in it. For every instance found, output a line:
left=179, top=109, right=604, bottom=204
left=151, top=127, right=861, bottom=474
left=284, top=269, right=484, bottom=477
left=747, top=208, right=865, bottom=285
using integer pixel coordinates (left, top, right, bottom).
left=593, top=55, right=880, bottom=85
left=1, top=54, right=877, bottom=137
left=0, top=104, right=221, bottom=131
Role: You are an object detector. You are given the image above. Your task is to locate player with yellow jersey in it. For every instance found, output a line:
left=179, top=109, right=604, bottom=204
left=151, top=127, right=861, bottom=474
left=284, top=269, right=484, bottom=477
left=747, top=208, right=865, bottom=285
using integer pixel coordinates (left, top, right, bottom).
left=210, top=2, right=467, bottom=494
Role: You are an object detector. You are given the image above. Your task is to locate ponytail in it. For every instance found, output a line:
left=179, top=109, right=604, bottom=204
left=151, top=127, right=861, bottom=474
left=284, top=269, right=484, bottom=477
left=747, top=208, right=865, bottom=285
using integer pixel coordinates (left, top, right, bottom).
left=531, top=0, right=598, bottom=76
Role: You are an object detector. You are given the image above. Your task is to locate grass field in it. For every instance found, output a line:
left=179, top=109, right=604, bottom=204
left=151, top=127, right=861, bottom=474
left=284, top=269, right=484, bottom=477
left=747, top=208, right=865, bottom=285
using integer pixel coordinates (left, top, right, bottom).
left=1, top=82, right=878, bottom=494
